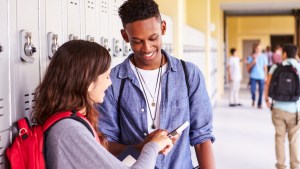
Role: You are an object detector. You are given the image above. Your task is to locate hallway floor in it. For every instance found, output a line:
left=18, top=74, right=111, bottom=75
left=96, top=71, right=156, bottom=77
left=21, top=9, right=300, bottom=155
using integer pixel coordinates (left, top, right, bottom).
left=213, top=84, right=281, bottom=169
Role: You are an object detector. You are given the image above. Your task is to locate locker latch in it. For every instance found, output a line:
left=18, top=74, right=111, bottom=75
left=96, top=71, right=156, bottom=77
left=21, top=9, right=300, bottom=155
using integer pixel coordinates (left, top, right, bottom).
left=48, top=32, right=60, bottom=59
left=101, top=37, right=110, bottom=52
left=87, top=35, right=95, bottom=42
left=113, top=38, right=122, bottom=57
left=123, top=42, right=131, bottom=56
left=69, top=34, right=79, bottom=41
left=20, top=30, right=36, bottom=63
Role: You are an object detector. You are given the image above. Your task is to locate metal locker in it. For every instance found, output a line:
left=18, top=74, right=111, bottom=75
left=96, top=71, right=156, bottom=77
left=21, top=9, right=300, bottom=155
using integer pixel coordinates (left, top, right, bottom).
left=0, top=130, right=10, bottom=169
left=0, top=130, right=10, bottom=157
left=110, top=0, right=124, bottom=67
left=83, top=0, right=99, bottom=43
left=99, top=0, right=111, bottom=52
left=161, top=13, right=173, bottom=55
left=0, top=0, right=11, bottom=132
left=64, top=0, right=81, bottom=41
left=40, top=0, right=63, bottom=77
left=0, top=154, right=6, bottom=169
left=123, top=40, right=132, bottom=57
left=11, top=0, right=40, bottom=121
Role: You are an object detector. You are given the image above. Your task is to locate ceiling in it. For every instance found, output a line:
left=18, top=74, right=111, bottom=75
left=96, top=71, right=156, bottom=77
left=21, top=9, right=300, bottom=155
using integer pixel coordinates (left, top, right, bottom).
left=220, top=2, right=300, bottom=16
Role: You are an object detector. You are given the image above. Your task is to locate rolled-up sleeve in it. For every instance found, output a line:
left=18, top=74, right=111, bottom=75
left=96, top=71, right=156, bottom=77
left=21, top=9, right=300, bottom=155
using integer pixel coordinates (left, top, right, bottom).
left=187, top=63, right=215, bottom=146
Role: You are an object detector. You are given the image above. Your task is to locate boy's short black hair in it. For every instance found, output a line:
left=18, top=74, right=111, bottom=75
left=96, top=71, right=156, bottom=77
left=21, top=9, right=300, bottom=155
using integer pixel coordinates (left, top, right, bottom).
left=230, top=48, right=236, bottom=55
left=118, top=0, right=161, bottom=28
left=283, top=44, right=298, bottom=58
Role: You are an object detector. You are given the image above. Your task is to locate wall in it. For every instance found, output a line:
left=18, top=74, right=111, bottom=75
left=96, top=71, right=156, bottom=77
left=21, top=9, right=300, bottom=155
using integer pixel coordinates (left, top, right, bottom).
left=227, top=16, right=295, bottom=59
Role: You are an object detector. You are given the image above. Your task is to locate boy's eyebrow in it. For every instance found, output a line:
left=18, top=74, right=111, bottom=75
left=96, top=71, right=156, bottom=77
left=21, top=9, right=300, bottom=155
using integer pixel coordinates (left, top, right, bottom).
left=131, top=33, right=158, bottom=40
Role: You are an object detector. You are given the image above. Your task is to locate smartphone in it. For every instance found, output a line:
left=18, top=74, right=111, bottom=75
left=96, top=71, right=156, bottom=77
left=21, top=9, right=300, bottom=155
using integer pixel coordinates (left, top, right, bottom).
left=168, top=121, right=190, bottom=138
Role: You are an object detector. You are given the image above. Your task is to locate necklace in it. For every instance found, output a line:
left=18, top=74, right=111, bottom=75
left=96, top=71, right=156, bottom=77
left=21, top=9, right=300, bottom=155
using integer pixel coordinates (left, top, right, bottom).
left=133, top=56, right=163, bottom=129
left=136, top=66, right=161, bottom=107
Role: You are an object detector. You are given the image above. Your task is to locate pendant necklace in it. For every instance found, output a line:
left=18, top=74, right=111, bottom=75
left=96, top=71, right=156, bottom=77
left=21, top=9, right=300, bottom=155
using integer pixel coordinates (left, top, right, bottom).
left=133, top=55, right=163, bottom=129
left=136, top=64, right=161, bottom=107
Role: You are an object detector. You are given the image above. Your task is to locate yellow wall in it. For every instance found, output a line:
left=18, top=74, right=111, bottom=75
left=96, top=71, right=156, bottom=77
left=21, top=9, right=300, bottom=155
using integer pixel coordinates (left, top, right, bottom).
left=156, top=0, right=185, bottom=58
left=186, top=0, right=208, bottom=32
left=220, top=0, right=299, bottom=2
left=227, top=16, right=295, bottom=58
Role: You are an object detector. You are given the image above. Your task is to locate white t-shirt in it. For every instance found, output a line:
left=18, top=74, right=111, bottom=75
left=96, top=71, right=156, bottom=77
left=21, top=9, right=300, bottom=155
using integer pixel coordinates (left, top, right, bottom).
left=228, top=56, right=242, bottom=81
left=130, top=61, right=168, bottom=133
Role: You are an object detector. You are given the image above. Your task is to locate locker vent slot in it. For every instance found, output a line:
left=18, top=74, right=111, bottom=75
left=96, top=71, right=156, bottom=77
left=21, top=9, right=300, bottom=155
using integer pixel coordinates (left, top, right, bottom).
left=100, top=1, right=108, bottom=13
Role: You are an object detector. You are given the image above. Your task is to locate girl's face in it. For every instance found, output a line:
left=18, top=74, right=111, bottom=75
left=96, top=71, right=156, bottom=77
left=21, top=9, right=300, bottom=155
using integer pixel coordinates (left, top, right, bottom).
left=88, top=68, right=112, bottom=104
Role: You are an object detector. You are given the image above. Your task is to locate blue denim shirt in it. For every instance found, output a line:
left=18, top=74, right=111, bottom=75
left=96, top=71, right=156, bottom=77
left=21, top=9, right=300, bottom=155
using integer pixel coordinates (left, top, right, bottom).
left=96, top=51, right=215, bottom=169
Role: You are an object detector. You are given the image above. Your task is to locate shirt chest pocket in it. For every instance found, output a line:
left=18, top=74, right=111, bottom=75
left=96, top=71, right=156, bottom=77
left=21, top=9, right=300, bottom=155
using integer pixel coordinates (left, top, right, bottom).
left=169, top=97, right=190, bottom=132
left=171, top=97, right=189, bottom=110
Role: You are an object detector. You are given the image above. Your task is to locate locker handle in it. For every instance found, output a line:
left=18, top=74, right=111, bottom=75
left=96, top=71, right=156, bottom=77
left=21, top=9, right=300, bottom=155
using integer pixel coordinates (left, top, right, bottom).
left=20, top=30, right=36, bottom=63
left=0, top=44, right=3, bottom=53
left=0, top=114, right=3, bottom=117
left=48, top=32, right=60, bottom=59
left=24, top=32, right=37, bottom=56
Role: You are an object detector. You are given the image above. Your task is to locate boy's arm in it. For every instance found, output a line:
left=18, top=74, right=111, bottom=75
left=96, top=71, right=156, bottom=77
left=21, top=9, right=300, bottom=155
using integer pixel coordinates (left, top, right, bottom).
left=195, top=140, right=215, bottom=169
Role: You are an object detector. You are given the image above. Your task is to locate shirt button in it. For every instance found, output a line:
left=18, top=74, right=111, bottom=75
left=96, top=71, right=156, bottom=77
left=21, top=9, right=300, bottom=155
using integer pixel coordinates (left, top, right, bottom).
left=141, top=108, right=144, bottom=112
left=143, top=133, right=147, bottom=136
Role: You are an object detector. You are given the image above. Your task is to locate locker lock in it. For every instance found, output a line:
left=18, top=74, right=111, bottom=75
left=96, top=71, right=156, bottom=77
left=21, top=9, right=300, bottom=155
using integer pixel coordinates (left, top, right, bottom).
left=101, top=37, right=111, bottom=52
left=48, top=32, right=59, bottom=59
left=87, top=35, right=95, bottom=42
left=113, top=38, right=122, bottom=57
left=69, top=34, right=79, bottom=41
left=24, top=33, right=36, bottom=56
left=20, top=30, right=36, bottom=63
left=123, top=44, right=131, bottom=56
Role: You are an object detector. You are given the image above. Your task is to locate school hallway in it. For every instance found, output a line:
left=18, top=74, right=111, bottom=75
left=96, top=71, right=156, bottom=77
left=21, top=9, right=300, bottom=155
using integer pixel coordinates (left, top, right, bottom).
left=212, top=83, right=279, bottom=169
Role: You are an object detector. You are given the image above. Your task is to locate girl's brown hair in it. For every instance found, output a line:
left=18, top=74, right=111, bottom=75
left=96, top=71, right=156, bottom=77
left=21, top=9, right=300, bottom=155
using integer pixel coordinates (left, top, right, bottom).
left=32, top=40, right=110, bottom=147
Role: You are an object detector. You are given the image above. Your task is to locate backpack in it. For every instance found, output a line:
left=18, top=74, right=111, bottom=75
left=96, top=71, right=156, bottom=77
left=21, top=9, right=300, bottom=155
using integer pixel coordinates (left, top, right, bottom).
left=6, top=110, right=97, bottom=169
left=268, top=63, right=300, bottom=101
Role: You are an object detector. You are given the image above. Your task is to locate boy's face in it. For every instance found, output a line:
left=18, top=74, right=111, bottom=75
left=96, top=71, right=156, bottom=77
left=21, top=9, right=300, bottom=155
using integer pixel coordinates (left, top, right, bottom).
left=121, top=17, right=166, bottom=70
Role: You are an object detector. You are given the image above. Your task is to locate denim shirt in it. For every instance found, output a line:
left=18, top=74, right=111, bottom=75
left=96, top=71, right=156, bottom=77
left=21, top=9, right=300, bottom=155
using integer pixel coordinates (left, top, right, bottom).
left=96, top=51, right=215, bottom=169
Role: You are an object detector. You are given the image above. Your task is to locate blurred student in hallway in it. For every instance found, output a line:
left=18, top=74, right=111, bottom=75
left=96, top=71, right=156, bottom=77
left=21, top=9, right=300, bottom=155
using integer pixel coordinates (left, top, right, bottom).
left=247, top=43, right=268, bottom=109
left=227, top=48, right=242, bottom=107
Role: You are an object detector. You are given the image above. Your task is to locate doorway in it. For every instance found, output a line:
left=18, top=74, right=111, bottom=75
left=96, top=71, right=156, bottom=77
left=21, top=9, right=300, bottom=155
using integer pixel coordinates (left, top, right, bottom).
left=270, top=35, right=294, bottom=51
left=242, top=39, right=260, bottom=83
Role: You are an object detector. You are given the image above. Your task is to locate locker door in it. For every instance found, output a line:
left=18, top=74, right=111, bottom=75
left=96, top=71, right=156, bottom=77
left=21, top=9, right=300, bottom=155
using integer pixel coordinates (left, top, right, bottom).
left=110, top=0, right=124, bottom=67
left=99, top=0, right=111, bottom=52
left=0, top=0, right=10, bottom=132
left=83, top=0, right=99, bottom=43
left=65, top=0, right=81, bottom=40
left=12, top=0, right=40, bottom=121
left=0, top=130, right=10, bottom=168
left=161, top=14, right=174, bottom=55
left=40, top=0, right=63, bottom=77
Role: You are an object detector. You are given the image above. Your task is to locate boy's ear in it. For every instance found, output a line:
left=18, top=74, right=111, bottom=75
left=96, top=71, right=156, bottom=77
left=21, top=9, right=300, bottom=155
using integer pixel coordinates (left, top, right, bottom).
left=121, top=29, right=129, bottom=42
left=161, top=20, right=166, bottom=35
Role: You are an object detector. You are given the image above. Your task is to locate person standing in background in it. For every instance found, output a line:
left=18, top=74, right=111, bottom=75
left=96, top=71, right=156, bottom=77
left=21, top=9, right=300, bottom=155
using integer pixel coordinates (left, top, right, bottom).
left=247, top=43, right=268, bottom=109
left=272, top=45, right=283, bottom=65
left=227, top=48, right=242, bottom=107
left=265, top=44, right=300, bottom=169
left=266, top=46, right=273, bottom=71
